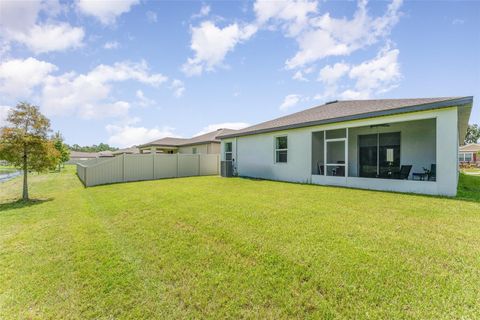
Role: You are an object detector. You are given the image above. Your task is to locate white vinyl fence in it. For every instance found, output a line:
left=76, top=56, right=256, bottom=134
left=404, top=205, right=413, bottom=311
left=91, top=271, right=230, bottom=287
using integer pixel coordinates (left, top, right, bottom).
left=76, top=153, right=220, bottom=187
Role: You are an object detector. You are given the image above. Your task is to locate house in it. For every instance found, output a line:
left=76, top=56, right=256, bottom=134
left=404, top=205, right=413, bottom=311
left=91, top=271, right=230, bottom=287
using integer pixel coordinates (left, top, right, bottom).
left=218, top=97, right=473, bottom=196
left=67, top=151, right=114, bottom=164
left=67, top=151, right=99, bottom=164
left=138, top=128, right=236, bottom=155
left=459, top=143, right=480, bottom=165
left=111, top=146, right=140, bottom=156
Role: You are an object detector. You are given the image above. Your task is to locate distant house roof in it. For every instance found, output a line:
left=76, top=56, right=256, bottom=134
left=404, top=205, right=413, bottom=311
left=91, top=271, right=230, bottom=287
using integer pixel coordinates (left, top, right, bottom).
left=69, top=151, right=98, bottom=158
left=219, top=97, right=473, bottom=139
left=112, top=146, right=140, bottom=155
left=139, top=128, right=237, bottom=148
left=98, top=150, right=114, bottom=157
left=459, top=143, right=480, bottom=152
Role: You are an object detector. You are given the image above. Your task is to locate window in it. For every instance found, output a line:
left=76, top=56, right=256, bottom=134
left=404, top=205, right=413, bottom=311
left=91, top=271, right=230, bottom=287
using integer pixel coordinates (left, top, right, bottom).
left=275, top=136, right=288, bottom=163
left=225, top=142, right=233, bottom=161
left=192, top=147, right=197, bottom=154
left=459, top=153, right=473, bottom=162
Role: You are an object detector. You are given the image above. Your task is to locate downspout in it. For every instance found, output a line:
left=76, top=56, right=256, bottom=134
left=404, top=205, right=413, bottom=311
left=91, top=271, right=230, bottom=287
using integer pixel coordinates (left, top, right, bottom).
left=235, top=137, right=238, bottom=176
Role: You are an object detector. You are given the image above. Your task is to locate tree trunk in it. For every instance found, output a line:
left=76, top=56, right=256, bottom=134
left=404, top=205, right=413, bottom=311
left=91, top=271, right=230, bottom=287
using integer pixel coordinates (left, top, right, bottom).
left=22, top=145, right=28, bottom=201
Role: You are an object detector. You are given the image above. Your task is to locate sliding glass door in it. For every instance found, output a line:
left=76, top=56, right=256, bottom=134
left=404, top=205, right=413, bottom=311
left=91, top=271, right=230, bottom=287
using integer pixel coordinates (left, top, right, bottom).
left=359, top=132, right=400, bottom=178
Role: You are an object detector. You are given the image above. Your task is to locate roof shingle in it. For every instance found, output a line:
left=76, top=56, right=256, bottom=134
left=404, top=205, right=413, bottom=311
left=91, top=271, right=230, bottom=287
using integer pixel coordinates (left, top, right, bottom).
left=219, top=97, right=473, bottom=138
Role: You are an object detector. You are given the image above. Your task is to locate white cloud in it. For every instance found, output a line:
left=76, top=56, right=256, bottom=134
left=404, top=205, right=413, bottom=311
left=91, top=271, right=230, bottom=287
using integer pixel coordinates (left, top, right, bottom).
left=286, top=0, right=402, bottom=69
left=103, top=41, right=119, bottom=49
left=0, top=57, right=57, bottom=98
left=9, top=23, right=84, bottom=54
left=0, top=1, right=84, bottom=54
left=192, top=5, right=211, bottom=19
left=106, top=124, right=177, bottom=148
left=195, top=122, right=250, bottom=136
left=279, top=94, right=302, bottom=111
left=0, top=105, right=11, bottom=127
left=76, top=0, right=140, bottom=25
left=136, top=90, right=155, bottom=107
left=313, top=46, right=401, bottom=101
left=341, top=46, right=401, bottom=99
left=292, top=70, right=308, bottom=81
left=41, top=60, right=167, bottom=118
left=170, top=79, right=185, bottom=97
left=146, top=10, right=157, bottom=23
left=0, top=0, right=41, bottom=32
left=182, top=21, right=257, bottom=76
left=254, top=0, right=317, bottom=36
left=318, top=62, right=350, bottom=84
left=452, top=18, right=465, bottom=25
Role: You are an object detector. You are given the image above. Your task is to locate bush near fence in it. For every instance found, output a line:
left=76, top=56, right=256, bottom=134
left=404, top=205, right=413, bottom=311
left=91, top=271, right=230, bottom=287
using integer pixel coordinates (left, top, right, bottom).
left=77, top=153, right=219, bottom=187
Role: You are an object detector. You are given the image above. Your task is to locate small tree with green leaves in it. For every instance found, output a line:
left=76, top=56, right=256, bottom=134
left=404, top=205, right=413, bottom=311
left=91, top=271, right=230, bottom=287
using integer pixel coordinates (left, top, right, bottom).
left=53, top=131, right=70, bottom=170
left=0, top=102, right=60, bottom=200
left=465, top=123, right=480, bottom=144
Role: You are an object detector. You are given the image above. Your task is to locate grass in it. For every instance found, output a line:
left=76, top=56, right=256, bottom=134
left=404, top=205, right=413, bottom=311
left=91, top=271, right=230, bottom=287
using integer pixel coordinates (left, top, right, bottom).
left=0, top=166, right=479, bottom=319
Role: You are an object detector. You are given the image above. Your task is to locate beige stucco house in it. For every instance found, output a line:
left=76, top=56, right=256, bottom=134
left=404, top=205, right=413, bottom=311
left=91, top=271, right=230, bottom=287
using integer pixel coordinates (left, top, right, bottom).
left=138, top=128, right=236, bottom=155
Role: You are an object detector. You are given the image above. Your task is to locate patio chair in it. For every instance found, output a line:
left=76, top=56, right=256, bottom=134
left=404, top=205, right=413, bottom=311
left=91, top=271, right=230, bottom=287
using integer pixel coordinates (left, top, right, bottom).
left=393, top=165, right=412, bottom=180
left=428, top=164, right=436, bottom=181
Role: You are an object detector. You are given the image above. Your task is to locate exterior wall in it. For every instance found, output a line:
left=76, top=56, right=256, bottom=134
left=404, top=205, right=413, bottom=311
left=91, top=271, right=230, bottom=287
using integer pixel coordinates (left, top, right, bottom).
left=176, top=142, right=220, bottom=154
left=77, top=153, right=220, bottom=187
left=222, top=107, right=460, bottom=196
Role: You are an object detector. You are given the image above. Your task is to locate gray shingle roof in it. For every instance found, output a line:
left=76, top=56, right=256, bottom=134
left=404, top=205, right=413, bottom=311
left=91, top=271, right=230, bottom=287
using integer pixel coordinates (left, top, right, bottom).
left=139, top=128, right=238, bottom=148
left=219, top=97, right=473, bottom=139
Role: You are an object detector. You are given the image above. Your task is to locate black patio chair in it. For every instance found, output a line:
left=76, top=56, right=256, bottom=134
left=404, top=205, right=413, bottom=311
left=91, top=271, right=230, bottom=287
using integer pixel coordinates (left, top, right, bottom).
left=393, top=165, right=412, bottom=180
left=428, top=164, right=436, bottom=181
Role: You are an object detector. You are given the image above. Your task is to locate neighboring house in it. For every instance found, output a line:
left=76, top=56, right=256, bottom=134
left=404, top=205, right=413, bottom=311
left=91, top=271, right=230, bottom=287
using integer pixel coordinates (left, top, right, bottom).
left=138, top=129, right=236, bottom=154
left=112, top=146, right=140, bottom=156
left=219, top=97, right=473, bottom=196
left=67, top=151, right=114, bottom=164
left=459, top=143, right=480, bottom=164
left=68, top=151, right=98, bottom=163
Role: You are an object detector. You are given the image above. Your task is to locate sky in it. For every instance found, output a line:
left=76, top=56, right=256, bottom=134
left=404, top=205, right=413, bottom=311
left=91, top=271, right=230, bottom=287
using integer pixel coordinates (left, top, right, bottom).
left=0, top=0, right=479, bottom=148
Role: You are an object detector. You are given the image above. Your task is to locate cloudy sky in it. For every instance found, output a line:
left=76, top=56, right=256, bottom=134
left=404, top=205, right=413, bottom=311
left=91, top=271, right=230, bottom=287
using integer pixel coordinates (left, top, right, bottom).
left=0, top=0, right=479, bottom=148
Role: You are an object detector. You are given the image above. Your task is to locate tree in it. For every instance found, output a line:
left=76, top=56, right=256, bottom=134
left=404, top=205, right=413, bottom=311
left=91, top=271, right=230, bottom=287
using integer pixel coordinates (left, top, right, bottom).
left=0, top=102, right=60, bottom=200
left=53, top=131, right=70, bottom=170
left=465, top=123, right=480, bottom=144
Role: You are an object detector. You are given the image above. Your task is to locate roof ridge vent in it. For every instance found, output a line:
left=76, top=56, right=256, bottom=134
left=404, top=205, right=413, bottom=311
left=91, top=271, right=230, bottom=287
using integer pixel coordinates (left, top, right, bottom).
left=325, top=100, right=338, bottom=105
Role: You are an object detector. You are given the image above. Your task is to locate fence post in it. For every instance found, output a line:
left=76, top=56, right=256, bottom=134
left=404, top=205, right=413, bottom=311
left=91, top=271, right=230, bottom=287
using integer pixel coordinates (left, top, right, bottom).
left=176, top=153, right=179, bottom=177
left=122, top=153, right=126, bottom=182
left=152, top=152, right=155, bottom=179
left=198, top=154, right=201, bottom=176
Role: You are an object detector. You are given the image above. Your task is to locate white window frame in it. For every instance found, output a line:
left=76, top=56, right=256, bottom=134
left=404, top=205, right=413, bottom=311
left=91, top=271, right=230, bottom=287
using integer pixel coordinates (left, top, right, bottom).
left=459, top=152, right=473, bottom=162
left=192, top=147, right=197, bottom=154
left=225, top=142, right=233, bottom=161
left=274, top=135, right=288, bottom=164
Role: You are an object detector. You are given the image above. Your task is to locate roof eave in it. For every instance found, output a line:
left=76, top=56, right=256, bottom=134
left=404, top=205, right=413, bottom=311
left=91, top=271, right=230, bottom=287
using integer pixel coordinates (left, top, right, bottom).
left=219, top=96, right=474, bottom=139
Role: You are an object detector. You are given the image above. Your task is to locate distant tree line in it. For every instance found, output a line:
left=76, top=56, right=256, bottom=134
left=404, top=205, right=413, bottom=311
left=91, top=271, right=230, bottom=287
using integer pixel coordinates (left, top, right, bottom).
left=67, top=143, right=118, bottom=153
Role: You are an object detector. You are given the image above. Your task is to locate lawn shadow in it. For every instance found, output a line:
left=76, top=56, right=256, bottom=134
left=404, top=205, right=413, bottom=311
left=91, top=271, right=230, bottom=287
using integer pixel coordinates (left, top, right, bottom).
left=0, top=198, right=53, bottom=213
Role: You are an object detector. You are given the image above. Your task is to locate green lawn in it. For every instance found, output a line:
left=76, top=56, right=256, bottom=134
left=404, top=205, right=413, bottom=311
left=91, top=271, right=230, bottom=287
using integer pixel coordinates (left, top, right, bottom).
left=1, top=167, right=479, bottom=319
